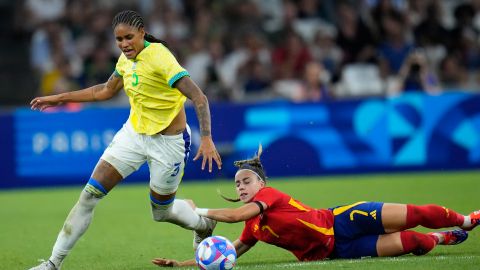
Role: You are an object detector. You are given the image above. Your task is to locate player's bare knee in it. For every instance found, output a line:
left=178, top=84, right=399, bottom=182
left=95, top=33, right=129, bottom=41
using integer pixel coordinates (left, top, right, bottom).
left=92, top=159, right=124, bottom=189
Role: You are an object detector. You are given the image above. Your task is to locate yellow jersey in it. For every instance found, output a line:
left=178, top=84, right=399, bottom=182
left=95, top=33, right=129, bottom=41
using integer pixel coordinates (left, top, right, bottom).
left=115, top=41, right=189, bottom=135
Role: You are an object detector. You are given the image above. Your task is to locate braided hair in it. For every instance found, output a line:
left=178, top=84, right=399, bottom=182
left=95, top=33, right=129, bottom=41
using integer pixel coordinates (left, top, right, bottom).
left=112, top=10, right=168, bottom=47
left=219, top=145, right=267, bottom=202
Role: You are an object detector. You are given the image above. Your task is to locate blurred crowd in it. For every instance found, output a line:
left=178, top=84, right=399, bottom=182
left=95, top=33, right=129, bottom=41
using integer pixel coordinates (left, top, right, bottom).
left=16, top=0, right=480, bottom=104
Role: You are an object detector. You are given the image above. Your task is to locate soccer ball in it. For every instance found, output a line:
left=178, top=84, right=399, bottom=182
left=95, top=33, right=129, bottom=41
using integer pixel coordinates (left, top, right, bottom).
left=195, top=235, right=237, bottom=270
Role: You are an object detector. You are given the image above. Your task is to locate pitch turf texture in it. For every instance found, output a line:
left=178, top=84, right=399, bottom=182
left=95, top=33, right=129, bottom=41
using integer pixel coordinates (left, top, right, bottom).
left=1, top=171, right=479, bottom=270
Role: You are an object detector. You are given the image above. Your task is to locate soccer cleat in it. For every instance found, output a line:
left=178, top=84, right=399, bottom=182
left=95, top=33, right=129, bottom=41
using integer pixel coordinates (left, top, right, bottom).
left=28, top=260, right=60, bottom=270
left=429, top=229, right=468, bottom=245
left=193, top=217, right=217, bottom=250
left=465, top=210, right=480, bottom=231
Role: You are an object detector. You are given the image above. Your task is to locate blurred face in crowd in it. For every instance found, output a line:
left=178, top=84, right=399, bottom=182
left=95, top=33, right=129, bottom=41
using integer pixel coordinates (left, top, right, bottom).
left=114, top=23, right=145, bottom=59
left=382, top=15, right=404, bottom=39
left=235, top=169, right=265, bottom=203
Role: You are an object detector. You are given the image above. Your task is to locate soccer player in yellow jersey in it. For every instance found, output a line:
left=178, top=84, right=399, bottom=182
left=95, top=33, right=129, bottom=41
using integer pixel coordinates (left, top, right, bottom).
left=29, top=10, right=221, bottom=270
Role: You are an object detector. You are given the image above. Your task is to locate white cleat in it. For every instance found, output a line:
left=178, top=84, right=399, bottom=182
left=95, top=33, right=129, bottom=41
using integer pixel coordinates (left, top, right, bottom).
left=28, top=260, right=59, bottom=270
left=193, top=217, right=217, bottom=250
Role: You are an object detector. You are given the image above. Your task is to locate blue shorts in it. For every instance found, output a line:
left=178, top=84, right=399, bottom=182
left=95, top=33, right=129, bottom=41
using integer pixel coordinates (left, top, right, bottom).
left=329, top=202, right=385, bottom=259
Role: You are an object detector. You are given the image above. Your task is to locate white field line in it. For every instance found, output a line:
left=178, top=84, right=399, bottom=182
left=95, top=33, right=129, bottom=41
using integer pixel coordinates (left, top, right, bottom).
left=234, top=255, right=479, bottom=269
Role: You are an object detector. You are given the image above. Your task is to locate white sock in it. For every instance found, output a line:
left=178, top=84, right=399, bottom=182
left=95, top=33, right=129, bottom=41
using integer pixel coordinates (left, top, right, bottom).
left=431, top=232, right=444, bottom=244
left=462, top=215, right=471, bottom=229
left=49, top=191, right=101, bottom=267
left=153, top=199, right=207, bottom=231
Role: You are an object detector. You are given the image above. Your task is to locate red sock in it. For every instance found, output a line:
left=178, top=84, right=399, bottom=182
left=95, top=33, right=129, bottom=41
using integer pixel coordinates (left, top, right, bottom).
left=406, top=204, right=464, bottom=229
left=400, top=231, right=437, bottom=256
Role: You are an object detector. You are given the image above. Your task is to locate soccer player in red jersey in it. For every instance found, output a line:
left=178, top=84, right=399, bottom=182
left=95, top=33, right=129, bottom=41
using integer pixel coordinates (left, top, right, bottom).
left=152, top=146, right=480, bottom=267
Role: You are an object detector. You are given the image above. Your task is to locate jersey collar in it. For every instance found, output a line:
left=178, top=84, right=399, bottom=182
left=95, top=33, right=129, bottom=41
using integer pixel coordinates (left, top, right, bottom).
left=130, top=40, right=151, bottom=61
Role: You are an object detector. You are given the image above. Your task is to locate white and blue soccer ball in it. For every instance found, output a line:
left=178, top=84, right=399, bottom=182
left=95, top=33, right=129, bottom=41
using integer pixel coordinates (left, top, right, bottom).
left=195, top=235, right=237, bottom=270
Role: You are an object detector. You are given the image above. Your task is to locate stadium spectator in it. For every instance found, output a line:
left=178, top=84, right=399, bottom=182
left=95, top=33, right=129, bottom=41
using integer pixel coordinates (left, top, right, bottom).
left=24, top=0, right=66, bottom=29
left=220, top=32, right=272, bottom=101
left=305, top=0, right=337, bottom=23
left=183, top=35, right=236, bottom=102
left=82, top=43, right=117, bottom=87
left=449, top=2, right=480, bottom=72
left=235, top=33, right=274, bottom=101
left=377, top=10, right=414, bottom=77
left=394, top=50, right=440, bottom=94
left=406, top=0, right=434, bottom=27
left=146, top=2, right=189, bottom=48
left=412, top=1, right=448, bottom=72
left=28, top=10, right=221, bottom=270
left=275, top=61, right=332, bottom=102
left=205, top=38, right=232, bottom=101
left=189, top=8, right=222, bottom=41
left=239, top=58, right=273, bottom=101
left=300, top=61, right=332, bottom=101
left=18, top=0, right=480, bottom=106
left=152, top=146, right=479, bottom=267
left=335, top=2, right=377, bottom=66
left=39, top=53, right=78, bottom=97
left=271, top=31, right=312, bottom=80
left=438, top=53, right=472, bottom=90
left=309, top=26, right=342, bottom=77
left=30, top=20, right=74, bottom=76
left=370, top=0, right=407, bottom=39
left=64, top=0, right=94, bottom=40
left=413, top=2, right=449, bottom=48
left=183, top=35, right=212, bottom=90
left=266, top=0, right=299, bottom=50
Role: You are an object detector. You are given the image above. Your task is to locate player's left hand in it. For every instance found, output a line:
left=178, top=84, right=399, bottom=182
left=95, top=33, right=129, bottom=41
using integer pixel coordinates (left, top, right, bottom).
left=152, top=258, right=179, bottom=267
left=184, top=199, right=196, bottom=209
left=193, top=136, right=222, bottom=172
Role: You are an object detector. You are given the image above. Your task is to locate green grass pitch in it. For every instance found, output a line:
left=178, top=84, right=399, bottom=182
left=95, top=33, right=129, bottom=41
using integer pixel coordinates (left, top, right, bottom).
left=1, top=171, right=479, bottom=269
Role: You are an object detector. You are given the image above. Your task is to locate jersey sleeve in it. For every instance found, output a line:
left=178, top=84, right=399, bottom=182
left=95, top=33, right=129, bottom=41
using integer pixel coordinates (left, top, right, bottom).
left=113, top=69, right=122, bottom=77
left=157, top=45, right=190, bottom=87
left=114, top=54, right=126, bottom=77
left=252, top=187, right=283, bottom=208
left=239, top=221, right=258, bottom=247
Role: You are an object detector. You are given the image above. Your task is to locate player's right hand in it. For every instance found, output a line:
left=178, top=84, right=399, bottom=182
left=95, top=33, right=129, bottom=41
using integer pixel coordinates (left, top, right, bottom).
left=193, top=136, right=222, bottom=173
left=151, top=258, right=179, bottom=267
left=30, top=96, right=63, bottom=111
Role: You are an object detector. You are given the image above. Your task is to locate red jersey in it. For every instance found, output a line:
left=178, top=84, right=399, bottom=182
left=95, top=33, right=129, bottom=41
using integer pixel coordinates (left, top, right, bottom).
left=239, top=187, right=335, bottom=261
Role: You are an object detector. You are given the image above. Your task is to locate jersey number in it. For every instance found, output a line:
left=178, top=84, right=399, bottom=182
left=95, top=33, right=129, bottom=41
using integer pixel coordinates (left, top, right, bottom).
left=171, top=162, right=181, bottom=177
left=132, top=72, right=139, bottom=86
left=350, top=209, right=377, bottom=220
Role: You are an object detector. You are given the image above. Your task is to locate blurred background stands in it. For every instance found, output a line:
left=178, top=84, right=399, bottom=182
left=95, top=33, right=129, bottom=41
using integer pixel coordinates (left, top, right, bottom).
left=1, top=0, right=480, bottom=108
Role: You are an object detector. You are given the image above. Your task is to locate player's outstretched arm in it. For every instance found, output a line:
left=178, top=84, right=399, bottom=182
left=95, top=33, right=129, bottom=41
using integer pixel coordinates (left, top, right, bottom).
left=151, top=239, right=251, bottom=267
left=233, top=239, right=251, bottom=258
left=30, top=72, right=124, bottom=111
left=195, top=201, right=268, bottom=223
left=175, top=76, right=222, bottom=172
left=152, top=258, right=196, bottom=267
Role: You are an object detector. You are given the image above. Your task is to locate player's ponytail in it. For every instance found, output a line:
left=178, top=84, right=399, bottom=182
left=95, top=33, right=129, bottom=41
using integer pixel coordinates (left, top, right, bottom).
left=144, top=32, right=169, bottom=48
left=217, top=189, right=240, bottom=203
left=233, top=144, right=266, bottom=183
